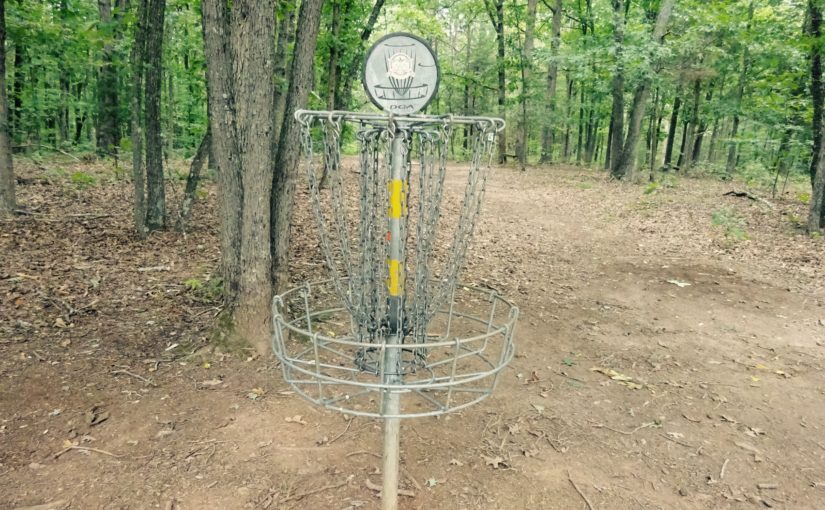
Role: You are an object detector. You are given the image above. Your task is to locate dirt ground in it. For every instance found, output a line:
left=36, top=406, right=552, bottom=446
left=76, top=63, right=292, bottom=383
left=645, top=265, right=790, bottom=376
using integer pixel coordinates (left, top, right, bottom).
left=1, top=156, right=824, bottom=510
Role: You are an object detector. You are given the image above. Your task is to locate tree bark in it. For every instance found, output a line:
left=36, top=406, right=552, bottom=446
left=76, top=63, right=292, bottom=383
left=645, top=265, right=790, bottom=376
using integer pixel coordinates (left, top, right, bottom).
left=272, top=4, right=296, bottom=148
left=608, top=0, right=626, bottom=176
left=202, top=0, right=243, bottom=304
left=540, top=0, right=563, bottom=164
left=485, top=0, right=507, bottom=163
left=144, top=0, right=166, bottom=230
left=810, top=0, right=823, bottom=185
left=176, top=129, right=209, bottom=233
left=725, top=1, right=754, bottom=178
left=809, top=0, right=825, bottom=231
left=663, top=93, right=681, bottom=169
left=271, top=0, right=324, bottom=293
left=0, top=0, right=15, bottom=216
left=516, top=0, right=537, bottom=170
left=692, top=83, right=714, bottom=162
left=613, top=0, right=674, bottom=178
left=97, top=0, right=122, bottom=155
left=131, top=0, right=148, bottom=236
left=681, top=78, right=701, bottom=172
left=564, top=75, right=574, bottom=162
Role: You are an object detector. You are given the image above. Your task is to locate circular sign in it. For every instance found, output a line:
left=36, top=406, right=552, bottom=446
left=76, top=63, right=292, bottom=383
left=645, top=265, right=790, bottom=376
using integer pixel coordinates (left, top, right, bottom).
left=363, top=32, right=440, bottom=114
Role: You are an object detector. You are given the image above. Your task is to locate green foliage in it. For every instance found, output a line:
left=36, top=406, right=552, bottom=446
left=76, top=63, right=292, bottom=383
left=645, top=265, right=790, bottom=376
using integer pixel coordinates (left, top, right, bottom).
left=184, top=276, right=223, bottom=303
left=70, top=171, right=97, bottom=188
left=643, top=181, right=658, bottom=195
left=712, top=207, right=749, bottom=242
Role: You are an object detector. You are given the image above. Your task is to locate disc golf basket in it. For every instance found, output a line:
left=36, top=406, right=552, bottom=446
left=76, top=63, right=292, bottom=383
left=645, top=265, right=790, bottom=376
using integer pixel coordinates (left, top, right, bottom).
left=271, top=33, right=518, bottom=510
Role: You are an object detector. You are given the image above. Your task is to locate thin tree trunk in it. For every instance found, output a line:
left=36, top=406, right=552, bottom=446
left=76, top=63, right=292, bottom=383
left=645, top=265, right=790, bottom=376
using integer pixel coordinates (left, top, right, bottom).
left=97, top=0, right=121, bottom=155
left=707, top=117, right=720, bottom=163
left=692, top=84, right=713, bottom=162
left=608, top=0, right=626, bottom=175
left=576, top=87, right=584, bottom=164
left=270, top=0, right=324, bottom=293
left=681, top=78, right=701, bottom=172
left=563, top=75, right=574, bottom=162
left=0, top=0, right=15, bottom=216
left=540, top=0, right=563, bottom=164
left=144, top=0, right=166, bottom=230
left=726, top=1, right=754, bottom=178
left=176, top=129, right=210, bottom=233
left=614, top=0, right=674, bottom=178
left=131, top=0, right=148, bottom=236
left=516, top=0, right=537, bottom=170
left=604, top=114, right=613, bottom=170
left=485, top=0, right=507, bottom=164
left=11, top=42, right=22, bottom=142
left=664, top=93, right=681, bottom=169
left=337, top=0, right=386, bottom=110
left=326, top=0, right=341, bottom=109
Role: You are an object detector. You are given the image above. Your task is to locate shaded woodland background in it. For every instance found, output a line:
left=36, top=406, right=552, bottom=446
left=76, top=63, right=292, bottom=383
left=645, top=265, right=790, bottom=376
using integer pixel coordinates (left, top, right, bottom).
left=1, top=0, right=824, bottom=350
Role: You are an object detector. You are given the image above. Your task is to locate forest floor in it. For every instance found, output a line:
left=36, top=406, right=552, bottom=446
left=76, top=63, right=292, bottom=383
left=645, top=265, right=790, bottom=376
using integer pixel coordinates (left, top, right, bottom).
left=1, top=155, right=824, bottom=510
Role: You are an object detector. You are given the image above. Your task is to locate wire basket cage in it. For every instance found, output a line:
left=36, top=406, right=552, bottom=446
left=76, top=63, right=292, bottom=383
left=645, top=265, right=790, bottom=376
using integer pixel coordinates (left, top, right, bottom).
left=272, top=279, right=517, bottom=418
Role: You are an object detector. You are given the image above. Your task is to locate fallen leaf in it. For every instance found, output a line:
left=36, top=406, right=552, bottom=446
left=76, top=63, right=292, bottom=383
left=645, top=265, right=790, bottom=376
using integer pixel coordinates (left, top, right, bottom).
left=531, top=403, right=546, bottom=413
left=591, top=367, right=646, bottom=390
left=666, top=279, right=691, bottom=288
left=199, top=378, right=223, bottom=387
left=247, top=387, right=265, bottom=400
left=449, top=458, right=463, bottom=466
left=54, top=317, right=67, bottom=328
left=425, top=478, right=438, bottom=487
left=285, top=415, right=307, bottom=425
left=482, top=455, right=507, bottom=469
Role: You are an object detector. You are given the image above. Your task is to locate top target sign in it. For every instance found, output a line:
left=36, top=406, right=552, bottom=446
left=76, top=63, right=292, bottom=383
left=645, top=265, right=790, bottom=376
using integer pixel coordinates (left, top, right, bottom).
left=363, top=33, right=440, bottom=114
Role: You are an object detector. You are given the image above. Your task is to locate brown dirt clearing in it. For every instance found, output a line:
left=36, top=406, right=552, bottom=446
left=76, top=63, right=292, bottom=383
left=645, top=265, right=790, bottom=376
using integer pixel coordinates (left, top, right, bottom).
left=1, top=158, right=824, bottom=509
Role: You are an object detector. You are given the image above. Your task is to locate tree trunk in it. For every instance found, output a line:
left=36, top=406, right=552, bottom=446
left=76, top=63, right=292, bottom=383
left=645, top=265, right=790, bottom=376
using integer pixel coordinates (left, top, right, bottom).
left=337, top=0, right=385, bottom=110
left=271, top=0, right=324, bottom=293
left=515, top=0, right=537, bottom=170
left=608, top=0, right=626, bottom=176
left=176, top=129, right=210, bottom=233
left=810, top=0, right=823, bottom=185
left=681, top=78, right=701, bottom=172
left=563, top=75, right=574, bottom=161
left=202, top=0, right=243, bottom=304
left=0, top=0, right=15, bottom=216
left=97, top=0, right=121, bottom=155
left=131, top=0, right=148, bottom=236
left=692, top=84, right=713, bottom=162
left=576, top=86, right=584, bottom=164
left=809, top=0, right=825, bottom=231
left=144, top=0, right=166, bottom=230
left=613, top=0, right=674, bottom=178
left=604, top=114, right=613, bottom=170
left=726, top=1, right=754, bottom=178
left=664, top=93, right=681, bottom=169
left=648, top=87, right=661, bottom=176
left=11, top=42, right=22, bottom=142
left=485, top=0, right=507, bottom=163
left=326, top=0, right=341, bottom=110
left=272, top=4, right=296, bottom=147
left=540, top=0, right=563, bottom=164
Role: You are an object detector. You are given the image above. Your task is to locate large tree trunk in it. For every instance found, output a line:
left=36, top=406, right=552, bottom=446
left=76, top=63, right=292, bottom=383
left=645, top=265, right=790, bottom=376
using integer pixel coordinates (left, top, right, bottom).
left=613, top=0, right=674, bottom=178
left=485, top=0, right=507, bottom=164
left=144, top=0, right=166, bottom=230
left=809, top=0, right=823, bottom=185
left=540, top=0, right=563, bottom=164
left=0, top=0, right=15, bottom=216
left=515, top=0, right=537, bottom=170
left=97, top=0, right=121, bottom=155
left=202, top=0, right=243, bottom=305
left=809, top=0, right=825, bottom=231
left=725, top=1, right=754, bottom=178
left=272, top=4, right=296, bottom=147
left=131, top=0, right=148, bottom=236
left=270, top=0, right=324, bottom=293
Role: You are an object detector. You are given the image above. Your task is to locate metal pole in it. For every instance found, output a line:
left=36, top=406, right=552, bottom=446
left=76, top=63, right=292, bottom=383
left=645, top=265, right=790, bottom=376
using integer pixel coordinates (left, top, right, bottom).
left=382, top=132, right=405, bottom=510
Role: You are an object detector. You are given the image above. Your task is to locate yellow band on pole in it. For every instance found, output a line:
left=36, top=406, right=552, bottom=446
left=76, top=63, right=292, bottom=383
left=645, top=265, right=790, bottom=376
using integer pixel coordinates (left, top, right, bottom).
left=388, top=179, right=404, bottom=219
left=387, top=259, right=402, bottom=296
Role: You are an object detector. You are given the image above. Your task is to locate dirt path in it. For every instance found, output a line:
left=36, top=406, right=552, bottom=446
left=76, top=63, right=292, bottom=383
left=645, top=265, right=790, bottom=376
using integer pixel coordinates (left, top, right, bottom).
left=1, top=161, right=824, bottom=509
